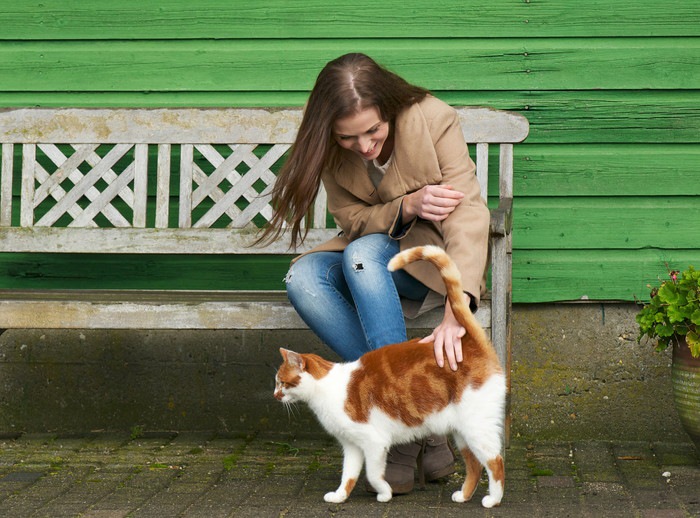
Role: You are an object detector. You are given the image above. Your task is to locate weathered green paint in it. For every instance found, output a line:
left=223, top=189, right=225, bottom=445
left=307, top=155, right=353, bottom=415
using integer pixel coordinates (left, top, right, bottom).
left=0, top=1, right=698, bottom=303
left=2, top=0, right=699, bottom=39
left=1, top=39, right=698, bottom=92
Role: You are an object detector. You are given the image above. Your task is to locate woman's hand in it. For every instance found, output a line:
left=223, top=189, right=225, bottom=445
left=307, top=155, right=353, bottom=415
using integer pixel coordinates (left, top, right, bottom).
left=402, top=185, right=464, bottom=222
left=419, top=299, right=465, bottom=371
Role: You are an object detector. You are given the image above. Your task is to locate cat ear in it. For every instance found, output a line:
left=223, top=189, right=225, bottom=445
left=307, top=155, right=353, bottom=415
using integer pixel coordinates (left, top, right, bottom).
left=280, top=348, right=305, bottom=370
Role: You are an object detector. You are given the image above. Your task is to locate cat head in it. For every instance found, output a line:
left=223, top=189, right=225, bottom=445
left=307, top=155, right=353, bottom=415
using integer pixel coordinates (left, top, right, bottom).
left=273, top=348, right=335, bottom=403
left=274, top=348, right=306, bottom=403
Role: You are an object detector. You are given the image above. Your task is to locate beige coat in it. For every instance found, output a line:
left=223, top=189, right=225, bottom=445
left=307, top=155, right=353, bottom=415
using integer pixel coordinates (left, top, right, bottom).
left=299, top=96, right=490, bottom=317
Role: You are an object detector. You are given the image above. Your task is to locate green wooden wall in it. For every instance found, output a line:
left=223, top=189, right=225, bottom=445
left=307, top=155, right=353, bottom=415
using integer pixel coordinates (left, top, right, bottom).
left=1, top=0, right=699, bottom=303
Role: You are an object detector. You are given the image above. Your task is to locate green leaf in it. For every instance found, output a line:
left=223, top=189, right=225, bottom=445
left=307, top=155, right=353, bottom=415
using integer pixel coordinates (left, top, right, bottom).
left=658, top=282, right=680, bottom=304
left=686, top=331, right=700, bottom=358
left=691, top=309, right=700, bottom=326
left=654, top=323, right=675, bottom=337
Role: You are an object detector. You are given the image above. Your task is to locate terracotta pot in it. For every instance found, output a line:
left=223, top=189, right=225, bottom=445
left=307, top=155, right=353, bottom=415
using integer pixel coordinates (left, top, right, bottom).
left=672, top=337, right=700, bottom=452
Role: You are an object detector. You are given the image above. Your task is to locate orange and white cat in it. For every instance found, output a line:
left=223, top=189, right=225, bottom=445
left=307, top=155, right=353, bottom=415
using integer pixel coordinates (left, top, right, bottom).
left=274, top=245, right=506, bottom=508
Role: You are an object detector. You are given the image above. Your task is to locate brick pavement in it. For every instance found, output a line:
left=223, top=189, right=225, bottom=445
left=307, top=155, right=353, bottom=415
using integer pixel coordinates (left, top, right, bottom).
left=0, top=432, right=697, bottom=517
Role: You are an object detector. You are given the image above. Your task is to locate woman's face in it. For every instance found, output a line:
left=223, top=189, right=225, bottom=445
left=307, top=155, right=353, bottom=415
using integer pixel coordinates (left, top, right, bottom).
left=332, top=107, right=391, bottom=162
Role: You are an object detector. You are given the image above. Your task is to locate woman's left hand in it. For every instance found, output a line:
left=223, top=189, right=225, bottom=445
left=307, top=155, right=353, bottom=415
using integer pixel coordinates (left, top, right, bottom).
left=419, top=300, right=465, bottom=371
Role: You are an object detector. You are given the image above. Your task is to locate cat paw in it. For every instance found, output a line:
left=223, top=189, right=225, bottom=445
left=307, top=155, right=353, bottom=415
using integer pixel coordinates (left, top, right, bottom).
left=481, top=495, right=501, bottom=508
left=451, top=490, right=467, bottom=503
left=324, top=491, right=347, bottom=504
left=376, top=491, right=392, bottom=503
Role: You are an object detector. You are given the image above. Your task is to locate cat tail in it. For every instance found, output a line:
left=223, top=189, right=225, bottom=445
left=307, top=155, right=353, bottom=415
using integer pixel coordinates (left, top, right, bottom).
left=387, top=245, right=488, bottom=345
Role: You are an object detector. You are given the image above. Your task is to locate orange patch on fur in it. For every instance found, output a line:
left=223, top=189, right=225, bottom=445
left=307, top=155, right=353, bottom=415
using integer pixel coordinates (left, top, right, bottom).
left=344, top=325, right=502, bottom=426
left=303, top=353, right=334, bottom=379
left=460, top=446, right=483, bottom=501
left=277, top=349, right=333, bottom=388
left=344, top=477, right=356, bottom=495
left=487, top=455, right=505, bottom=487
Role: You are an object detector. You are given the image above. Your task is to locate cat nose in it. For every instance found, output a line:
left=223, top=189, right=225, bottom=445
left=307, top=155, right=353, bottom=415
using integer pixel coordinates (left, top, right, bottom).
left=273, top=389, right=283, bottom=401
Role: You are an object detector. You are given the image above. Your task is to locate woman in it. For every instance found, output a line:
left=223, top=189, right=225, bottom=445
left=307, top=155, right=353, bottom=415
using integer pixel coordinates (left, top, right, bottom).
left=258, top=53, right=490, bottom=493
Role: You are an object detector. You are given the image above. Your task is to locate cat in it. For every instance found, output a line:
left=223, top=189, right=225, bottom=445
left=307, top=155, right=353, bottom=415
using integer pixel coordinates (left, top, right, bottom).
left=273, top=245, right=506, bottom=508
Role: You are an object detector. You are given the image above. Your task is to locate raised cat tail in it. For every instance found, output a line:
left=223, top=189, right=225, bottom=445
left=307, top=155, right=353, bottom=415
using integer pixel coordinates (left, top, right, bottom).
left=387, top=245, right=488, bottom=345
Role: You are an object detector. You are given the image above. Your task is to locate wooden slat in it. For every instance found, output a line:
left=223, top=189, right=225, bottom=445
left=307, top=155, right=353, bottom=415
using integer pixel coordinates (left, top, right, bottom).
left=178, top=144, right=194, bottom=228
left=0, top=289, right=491, bottom=331
left=0, top=107, right=528, bottom=145
left=2, top=1, right=698, bottom=39
left=0, top=39, right=697, bottom=92
left=132, top=144, right=148, bottom=227
left=155, top=144, right=171, bottom=228
left=313, top=185, right=328, bottom=229
left=475, top=143, right=488, bottom=201
left=490, top=237, right=508, bottom=369
left=0, top=143, right=12, bottom=226
left=499, top=144, right=513, bottom=198
left=20, top=144, right=35, bottom=227
left=0, top=227, right=339, bottom=254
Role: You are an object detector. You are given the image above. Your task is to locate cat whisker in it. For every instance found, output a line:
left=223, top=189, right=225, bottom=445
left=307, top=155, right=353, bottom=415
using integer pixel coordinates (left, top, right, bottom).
left=282, top=401, right=301, bottom=421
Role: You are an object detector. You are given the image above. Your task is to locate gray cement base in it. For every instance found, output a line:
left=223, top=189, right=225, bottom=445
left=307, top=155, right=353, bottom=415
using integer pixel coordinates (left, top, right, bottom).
left=0, top=303, right=692, bottom=444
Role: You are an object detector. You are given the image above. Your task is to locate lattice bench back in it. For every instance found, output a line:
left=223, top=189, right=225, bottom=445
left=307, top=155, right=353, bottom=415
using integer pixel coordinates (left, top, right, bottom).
left=0, top=107, right=528, bottom=256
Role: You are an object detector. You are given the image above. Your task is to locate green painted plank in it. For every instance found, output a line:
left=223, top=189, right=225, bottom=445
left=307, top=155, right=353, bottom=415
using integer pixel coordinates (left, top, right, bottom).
left=513, top=249, right=699, bottom=302
left=1, top=249, right=696, bottom=303
left=513, top=197, right=700, bottom=250
left=514, top=144, right=700, bottom=197
left=0, top=254, right=291, bottom=291
left=1, top=39, right=698, bottom=92
left=442, top=91, right=700, bottom=145
left=2, top=0, right=698, bottom=39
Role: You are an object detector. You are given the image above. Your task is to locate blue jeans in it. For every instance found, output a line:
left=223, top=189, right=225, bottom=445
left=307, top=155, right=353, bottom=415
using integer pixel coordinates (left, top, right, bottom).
left=285, top=233, right=429, bottom=361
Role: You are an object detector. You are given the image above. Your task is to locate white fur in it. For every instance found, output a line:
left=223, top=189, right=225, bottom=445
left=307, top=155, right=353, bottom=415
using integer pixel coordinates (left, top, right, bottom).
left=279, top=361, right=506, bottom=507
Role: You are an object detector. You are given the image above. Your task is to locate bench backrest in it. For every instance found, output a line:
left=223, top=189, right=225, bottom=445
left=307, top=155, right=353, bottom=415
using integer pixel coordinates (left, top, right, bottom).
left=0, top=107, right=529, bottom=254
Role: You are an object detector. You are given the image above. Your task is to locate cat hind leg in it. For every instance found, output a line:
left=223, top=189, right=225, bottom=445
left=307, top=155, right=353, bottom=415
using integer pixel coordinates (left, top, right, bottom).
left=451, top=430, right=504, bottom=508
left=481, top=454, right=505, bottom=508
left=450, top=441, right=482, bottom=503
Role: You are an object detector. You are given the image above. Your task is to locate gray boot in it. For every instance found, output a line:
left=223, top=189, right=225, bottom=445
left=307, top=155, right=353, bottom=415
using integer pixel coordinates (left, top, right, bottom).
left=366, top=442, right=421, bottom=495
left=421, top=435, right=456, bottom=482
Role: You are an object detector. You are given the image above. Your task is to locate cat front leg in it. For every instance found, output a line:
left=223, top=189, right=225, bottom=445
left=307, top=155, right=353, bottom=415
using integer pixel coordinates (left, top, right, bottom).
left=324, top=442, right=364, bottom=503
left=363, top=445, right=392, bottom=502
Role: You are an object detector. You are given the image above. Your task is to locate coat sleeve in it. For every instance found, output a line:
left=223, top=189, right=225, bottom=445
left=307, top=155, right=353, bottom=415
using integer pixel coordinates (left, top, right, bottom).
left=322, top=170, right=405, bottom=240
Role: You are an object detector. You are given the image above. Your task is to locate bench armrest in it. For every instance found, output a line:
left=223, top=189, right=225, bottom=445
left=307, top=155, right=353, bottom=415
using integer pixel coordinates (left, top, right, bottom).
left=489, top=197, right=513, bottom=237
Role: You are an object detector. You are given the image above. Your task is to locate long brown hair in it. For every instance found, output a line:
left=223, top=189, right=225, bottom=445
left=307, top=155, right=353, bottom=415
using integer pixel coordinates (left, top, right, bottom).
left=256, top=53, right=430, bottom=248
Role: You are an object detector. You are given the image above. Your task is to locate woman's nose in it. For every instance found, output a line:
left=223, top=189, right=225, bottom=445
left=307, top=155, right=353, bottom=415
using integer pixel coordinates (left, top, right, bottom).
left=358, top=137, right=371, bottom=153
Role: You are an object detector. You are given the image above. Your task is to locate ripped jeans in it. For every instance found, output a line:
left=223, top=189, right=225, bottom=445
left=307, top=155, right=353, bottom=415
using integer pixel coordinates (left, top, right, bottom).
left=285, top=233, right=429, bottom=361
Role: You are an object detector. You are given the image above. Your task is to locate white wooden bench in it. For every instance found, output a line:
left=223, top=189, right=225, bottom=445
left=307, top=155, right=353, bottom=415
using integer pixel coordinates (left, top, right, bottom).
left=0, top=106, right=528, bottom=434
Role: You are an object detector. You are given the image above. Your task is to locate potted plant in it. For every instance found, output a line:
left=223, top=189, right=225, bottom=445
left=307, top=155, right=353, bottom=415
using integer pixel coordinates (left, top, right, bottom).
left=636, top=265, right=700, bottom=450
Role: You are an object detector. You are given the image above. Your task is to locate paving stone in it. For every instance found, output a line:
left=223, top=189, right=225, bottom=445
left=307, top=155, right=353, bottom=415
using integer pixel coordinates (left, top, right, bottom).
left=0, top=433, right=694, bottom=517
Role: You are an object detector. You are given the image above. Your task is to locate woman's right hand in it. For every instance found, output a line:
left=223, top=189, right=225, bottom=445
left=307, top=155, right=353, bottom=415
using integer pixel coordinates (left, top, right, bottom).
left=402, top=185, right=464, bottom=222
